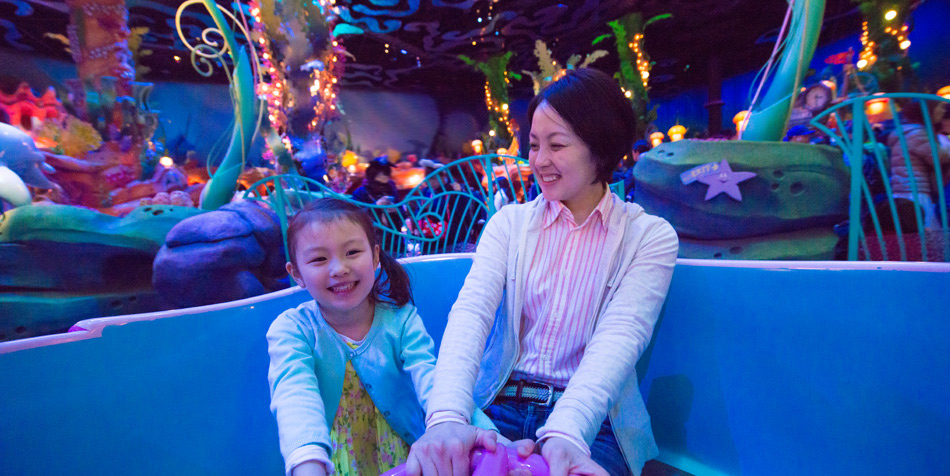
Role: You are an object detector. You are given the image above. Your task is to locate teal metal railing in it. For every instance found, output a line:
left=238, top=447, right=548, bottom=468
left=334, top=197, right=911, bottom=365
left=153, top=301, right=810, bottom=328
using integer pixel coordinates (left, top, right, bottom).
left=811, top=92, right=949, bottom=261
left=242, top=154, right=535, bottom=263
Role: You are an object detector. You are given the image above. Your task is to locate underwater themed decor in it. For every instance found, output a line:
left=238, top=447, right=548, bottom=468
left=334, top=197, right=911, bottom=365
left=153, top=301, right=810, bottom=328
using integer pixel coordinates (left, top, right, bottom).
left=0, top=203, right=205, bottom=341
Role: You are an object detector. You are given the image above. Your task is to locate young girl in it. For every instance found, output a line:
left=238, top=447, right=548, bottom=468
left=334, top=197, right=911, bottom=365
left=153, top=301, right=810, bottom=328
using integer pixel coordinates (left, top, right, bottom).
left=267, top=198, right=497, bottom=476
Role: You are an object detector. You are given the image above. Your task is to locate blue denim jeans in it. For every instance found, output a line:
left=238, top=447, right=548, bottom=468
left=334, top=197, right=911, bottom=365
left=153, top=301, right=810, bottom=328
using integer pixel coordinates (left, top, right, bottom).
left=485, top=399, right=633, bottom=476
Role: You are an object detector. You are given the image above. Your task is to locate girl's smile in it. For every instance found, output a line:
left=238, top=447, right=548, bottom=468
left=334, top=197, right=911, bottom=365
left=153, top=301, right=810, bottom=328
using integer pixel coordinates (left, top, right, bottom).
left=287, top=218, right=380, bottom=338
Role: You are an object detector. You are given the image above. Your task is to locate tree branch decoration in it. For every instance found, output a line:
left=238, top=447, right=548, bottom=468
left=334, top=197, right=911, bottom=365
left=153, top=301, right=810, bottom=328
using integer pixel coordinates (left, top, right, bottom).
left=521, top=40, right=608, bottom=95
left=604, top=12, right=671, bottom=140
left=459, top=52, right=515, bottom=144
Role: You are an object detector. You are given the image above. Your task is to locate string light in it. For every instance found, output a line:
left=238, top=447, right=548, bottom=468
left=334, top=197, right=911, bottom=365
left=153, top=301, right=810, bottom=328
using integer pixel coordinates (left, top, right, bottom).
left=857, top=12, right=911, bottom=71
left=629, top=33, right=651, bottom=86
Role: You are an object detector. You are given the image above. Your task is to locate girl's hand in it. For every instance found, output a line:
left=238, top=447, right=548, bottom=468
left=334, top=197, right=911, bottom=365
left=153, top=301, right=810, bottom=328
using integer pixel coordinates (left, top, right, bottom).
left=291, top=461, right=327, bottom=476
left=407, top=422, right=497, bottom=476
left=541, top=438, right=608, bottom=476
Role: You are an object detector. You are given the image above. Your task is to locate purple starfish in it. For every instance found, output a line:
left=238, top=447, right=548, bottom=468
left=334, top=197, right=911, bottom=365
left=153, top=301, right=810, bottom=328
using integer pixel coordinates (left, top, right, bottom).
left=696, top=159, right=757, bottom=201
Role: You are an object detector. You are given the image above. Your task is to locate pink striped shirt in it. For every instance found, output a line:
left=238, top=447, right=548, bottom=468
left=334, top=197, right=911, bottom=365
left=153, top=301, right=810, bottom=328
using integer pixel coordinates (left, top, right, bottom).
left=512, top=190, right=613, bottom=387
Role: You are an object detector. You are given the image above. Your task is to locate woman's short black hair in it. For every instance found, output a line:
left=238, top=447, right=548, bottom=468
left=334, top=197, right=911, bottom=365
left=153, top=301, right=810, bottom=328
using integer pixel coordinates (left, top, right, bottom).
left=527, top=68, right=636, bottom=184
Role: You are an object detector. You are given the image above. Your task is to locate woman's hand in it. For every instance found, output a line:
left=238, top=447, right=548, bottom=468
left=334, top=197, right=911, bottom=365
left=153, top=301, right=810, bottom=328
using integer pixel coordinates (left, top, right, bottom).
left=407, top=422, right=498, bottom=476
left=541, top=438, right=608, bottom=476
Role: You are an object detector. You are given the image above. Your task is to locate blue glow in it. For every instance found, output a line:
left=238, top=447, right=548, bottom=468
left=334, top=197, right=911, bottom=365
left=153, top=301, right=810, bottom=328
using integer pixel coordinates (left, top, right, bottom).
left=400, top=49, right=407, bottom=54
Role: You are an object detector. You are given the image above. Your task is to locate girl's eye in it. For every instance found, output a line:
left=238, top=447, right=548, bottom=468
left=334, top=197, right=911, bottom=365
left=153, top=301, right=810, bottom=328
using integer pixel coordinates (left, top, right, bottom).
left=346, top=249, right=363, bottom=256
left=309, top=256, right=327, bottom=264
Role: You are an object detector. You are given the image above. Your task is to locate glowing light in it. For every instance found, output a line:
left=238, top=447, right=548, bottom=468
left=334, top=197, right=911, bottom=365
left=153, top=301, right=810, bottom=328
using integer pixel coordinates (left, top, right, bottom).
left=733, top=110, right=749, bottom=125
left=884, top=10, right=897, bottom=21
left=857, top=59, right=868, bottom=69
left=668, top=125, right=687, bottom=142
left=496, top=148, right=507, bottom=155
left=900, top=40, right=911, bottom=50
left=159, top=156, right=175, bottom=168
left=624, top=90, right=632, bottom=98
left=488, top=130, right=496, bottom=137
left=262, top=53, right=269, bottom=60
left=866, top=97, right=889, bottom=116
left=649, top=131, right=665, bottom=147
left=173, top=55, right=181, bottom=63
left=471, top=139, right=484, bottom=155
left=937, top=85, right=950, bottom=100
left=501, top=104, right=508, bottom=111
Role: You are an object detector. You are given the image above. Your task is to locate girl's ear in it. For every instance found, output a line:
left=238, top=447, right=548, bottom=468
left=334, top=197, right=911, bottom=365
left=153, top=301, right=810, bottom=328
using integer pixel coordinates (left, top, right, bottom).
left=373, top=245, right=381, bottom=269
left=286, top=262, right=305, bottom=288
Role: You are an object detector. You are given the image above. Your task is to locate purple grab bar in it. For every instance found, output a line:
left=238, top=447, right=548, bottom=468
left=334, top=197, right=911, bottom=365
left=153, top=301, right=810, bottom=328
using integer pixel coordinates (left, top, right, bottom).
left=380, top=443, right=549, bottom=476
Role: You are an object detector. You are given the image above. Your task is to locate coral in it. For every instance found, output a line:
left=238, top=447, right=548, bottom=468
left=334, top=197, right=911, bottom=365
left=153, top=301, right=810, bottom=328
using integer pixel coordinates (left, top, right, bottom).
left=35, top=116, right=103, bottom=158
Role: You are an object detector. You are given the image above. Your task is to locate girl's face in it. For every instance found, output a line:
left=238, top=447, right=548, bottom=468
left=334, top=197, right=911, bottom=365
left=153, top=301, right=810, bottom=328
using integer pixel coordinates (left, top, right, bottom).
left=287, top=219, right=379, bottom=325
left=528, top=102, right=602, bottom=209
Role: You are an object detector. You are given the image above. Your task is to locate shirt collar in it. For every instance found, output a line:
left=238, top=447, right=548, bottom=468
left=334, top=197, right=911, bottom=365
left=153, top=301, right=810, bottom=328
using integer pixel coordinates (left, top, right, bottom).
left=541, top=187, right=613, bottom=229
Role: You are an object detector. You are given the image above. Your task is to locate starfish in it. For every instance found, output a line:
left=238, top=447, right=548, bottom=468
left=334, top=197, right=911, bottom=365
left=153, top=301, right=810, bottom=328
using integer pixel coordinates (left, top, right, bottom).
left=696, top=159, right=757, bottom=201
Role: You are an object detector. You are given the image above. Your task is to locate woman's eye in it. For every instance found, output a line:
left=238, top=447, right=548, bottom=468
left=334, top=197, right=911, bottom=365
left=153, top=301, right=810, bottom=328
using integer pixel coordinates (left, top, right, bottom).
left=550, top=143, right=565, bottom=150
left=529, top=143, right=539, bottom=150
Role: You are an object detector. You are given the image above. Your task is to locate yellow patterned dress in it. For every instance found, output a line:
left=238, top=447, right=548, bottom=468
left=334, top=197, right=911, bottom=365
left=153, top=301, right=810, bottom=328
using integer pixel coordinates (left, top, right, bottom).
left=329, top=342, right=410, bottom=475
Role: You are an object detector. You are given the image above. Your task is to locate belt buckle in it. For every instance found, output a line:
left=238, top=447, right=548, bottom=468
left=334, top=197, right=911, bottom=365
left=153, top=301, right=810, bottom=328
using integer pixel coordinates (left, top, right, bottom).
left=540, top=382, right=555, bottom=406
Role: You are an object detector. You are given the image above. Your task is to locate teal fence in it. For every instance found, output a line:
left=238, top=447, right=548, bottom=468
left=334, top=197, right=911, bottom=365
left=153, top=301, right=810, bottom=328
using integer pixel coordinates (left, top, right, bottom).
left=811, top=93, right=950, bottom=261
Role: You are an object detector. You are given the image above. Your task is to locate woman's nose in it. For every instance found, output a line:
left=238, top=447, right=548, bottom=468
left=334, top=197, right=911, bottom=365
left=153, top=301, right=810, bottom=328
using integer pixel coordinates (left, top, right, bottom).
left=532, top=148, right=551, bottom=167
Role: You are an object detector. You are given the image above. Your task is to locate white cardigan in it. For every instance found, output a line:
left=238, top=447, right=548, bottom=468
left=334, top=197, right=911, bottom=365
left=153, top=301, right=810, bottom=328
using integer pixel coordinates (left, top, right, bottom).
left=428, top=194, right=679, bottom=474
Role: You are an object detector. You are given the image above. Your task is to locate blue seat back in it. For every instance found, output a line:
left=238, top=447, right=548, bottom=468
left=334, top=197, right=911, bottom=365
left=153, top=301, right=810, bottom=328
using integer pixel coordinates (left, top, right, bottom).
left=4, top=256, right=947, bottom=475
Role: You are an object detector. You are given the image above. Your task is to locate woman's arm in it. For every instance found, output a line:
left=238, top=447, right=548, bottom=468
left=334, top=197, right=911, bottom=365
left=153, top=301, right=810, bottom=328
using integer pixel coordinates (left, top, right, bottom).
left=399, top=305, right=499, bottom=432
left=267, top=314, right=332, bottom=467
left=426, top=208, right=513, bottom=420
left=406, top=209, right=514, bottom=476
left=540, top=219, right=679, bottom=446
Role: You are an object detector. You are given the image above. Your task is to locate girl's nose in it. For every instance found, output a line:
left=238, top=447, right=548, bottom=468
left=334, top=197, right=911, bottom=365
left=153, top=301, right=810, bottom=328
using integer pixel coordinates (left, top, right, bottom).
left=329, top=258, right=349, bottom=277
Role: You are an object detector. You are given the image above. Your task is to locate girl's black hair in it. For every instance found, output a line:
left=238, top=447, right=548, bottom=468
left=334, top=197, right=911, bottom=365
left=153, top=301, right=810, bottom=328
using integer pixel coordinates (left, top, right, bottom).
left=286, top=198, right=413, bottom=307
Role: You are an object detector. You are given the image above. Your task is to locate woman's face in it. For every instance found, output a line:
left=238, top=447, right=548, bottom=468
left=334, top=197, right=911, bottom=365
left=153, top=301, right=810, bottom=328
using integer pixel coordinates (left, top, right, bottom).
left=528, top=101, right=601, bottom=207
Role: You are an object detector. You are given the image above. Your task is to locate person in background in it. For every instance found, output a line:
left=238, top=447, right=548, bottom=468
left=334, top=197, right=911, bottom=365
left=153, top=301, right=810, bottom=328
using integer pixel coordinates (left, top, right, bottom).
left=352, top=158, right=398, bottom=206
left=887, top=100, right=950, bottom=229
left=407, top=68, right=679, bottom=476
left=267, top=198, right=498, bottom=476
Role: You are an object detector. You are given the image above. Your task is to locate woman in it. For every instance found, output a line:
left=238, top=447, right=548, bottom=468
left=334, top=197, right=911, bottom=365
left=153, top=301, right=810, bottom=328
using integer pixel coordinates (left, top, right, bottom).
left=887, top=100, right=950, bottom=229
left=407, top=68, right=679, bottom=476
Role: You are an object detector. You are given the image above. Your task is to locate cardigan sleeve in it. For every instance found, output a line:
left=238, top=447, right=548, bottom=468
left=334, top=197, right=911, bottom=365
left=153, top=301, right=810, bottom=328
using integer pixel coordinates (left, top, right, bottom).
left=267, top=311, right=332, bottom=461
left=426, top=207, right=513, bottom=423
left=539, top=217, right=679, bottom=447
left=398, top=305, right=499, bottom=432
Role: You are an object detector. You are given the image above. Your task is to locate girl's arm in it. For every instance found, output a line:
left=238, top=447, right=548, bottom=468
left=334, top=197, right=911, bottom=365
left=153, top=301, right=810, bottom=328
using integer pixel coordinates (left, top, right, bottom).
left=398, top=306, right=498, bottom=432
left=427, top=207, right=512, bottom=421
left=267, top=314, right=332, bottom=473
left=540, top=219, right=679, bottom=447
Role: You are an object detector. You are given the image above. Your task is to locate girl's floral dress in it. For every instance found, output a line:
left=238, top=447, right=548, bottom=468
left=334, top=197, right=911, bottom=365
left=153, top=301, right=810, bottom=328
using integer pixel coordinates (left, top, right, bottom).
left=329, top=342, right=409, bottom=475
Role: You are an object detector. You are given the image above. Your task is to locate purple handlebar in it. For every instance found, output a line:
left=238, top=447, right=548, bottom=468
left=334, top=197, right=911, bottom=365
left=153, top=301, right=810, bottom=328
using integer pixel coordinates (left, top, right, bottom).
left=380, top=443, right=549, bottom=476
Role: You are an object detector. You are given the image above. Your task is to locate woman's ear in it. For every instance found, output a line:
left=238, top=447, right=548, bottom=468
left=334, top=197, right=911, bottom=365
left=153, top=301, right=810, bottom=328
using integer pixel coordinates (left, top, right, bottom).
left=286, top=262, right=304, bottom=288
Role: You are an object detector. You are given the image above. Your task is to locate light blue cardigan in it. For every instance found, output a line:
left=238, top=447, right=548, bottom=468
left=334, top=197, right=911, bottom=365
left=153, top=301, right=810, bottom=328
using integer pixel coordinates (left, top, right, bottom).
left=266, top=300, right=496, bottom=462
left=428, top=194, right=679, bottom=475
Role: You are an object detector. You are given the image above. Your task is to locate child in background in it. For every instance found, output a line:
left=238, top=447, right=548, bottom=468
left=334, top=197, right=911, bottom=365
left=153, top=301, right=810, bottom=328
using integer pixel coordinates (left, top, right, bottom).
left=267, top=198, right=497, bottom=476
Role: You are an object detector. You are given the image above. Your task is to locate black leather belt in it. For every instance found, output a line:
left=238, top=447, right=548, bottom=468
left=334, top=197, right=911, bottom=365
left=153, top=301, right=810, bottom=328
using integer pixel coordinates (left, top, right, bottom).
left=497, top=379, right=565, bottom=406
